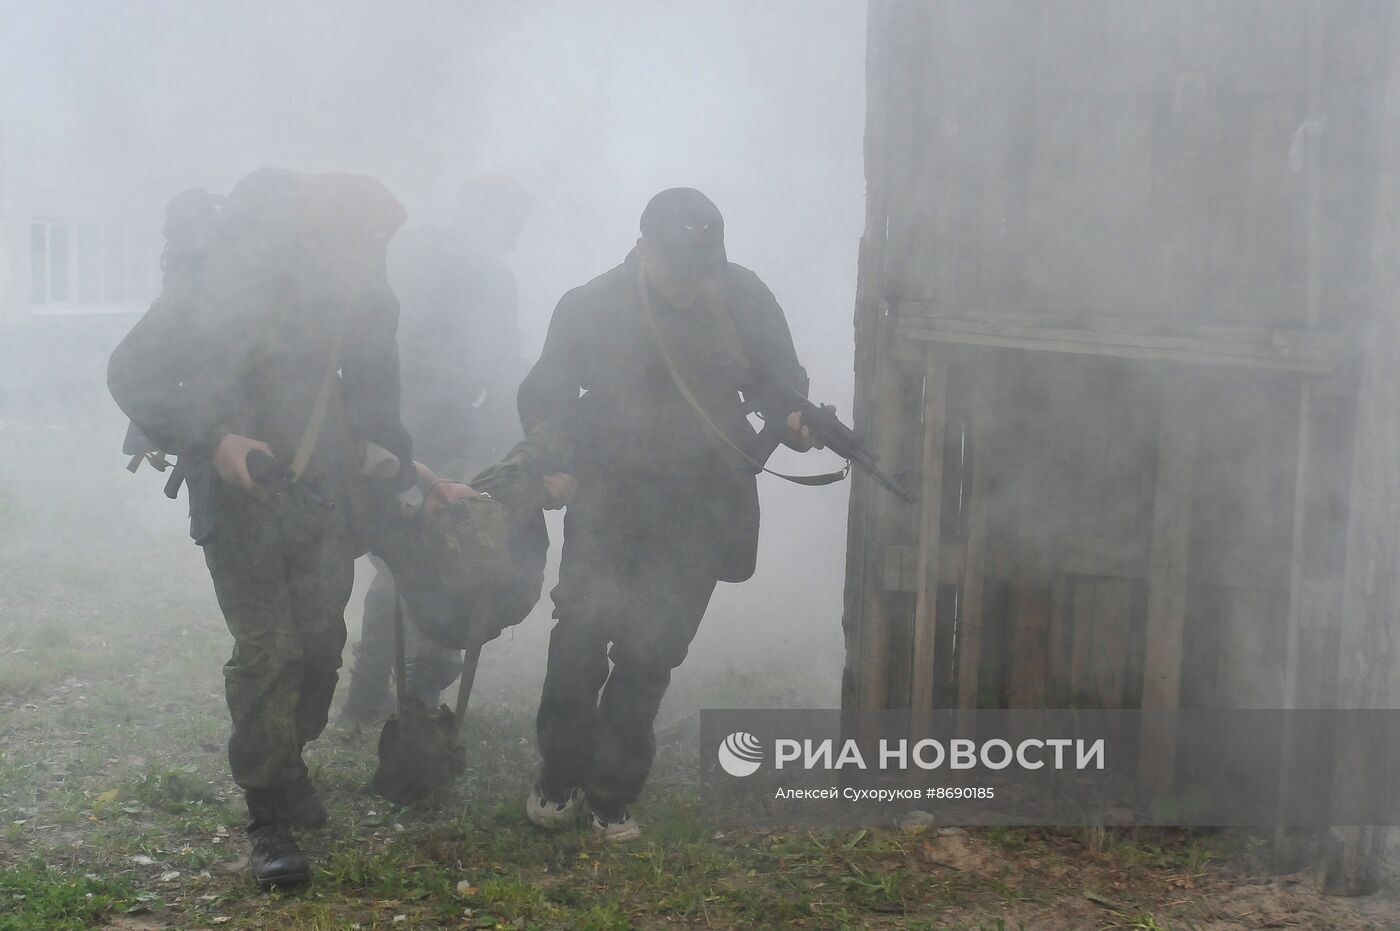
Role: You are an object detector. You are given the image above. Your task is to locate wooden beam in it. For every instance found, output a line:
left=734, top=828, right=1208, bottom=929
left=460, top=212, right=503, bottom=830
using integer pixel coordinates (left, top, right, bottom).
left=1089, top=580, right=1131, bottom=709
left=1002, top=360, right=1065, bottom=710
left=1139, top=379, right=1202, bottom=793
left=1047, top=574, right=1073, bottom=709
left=856, top=349, right=913, bottom=710
left=1277, top=384, right=1351, bottom=714
left=1006, top=555, right=1052, bottom=708
left=1051, top=536, right=1147, bottom=581
left=910, top=345, right=948, bottom=711
left=979, top=533, right=1289, bottom=591
left=895, top=302, right=1343, bottom=348
left=891, top=306, right=1341, bottom=375
left=1323, top=266, right=1400, bottom=892
left=1069, top=579, right=1097, bottom=707
left=841, top=0, right=899, bottom=712
left=1276, top=379, right=1329, bottom=867
left=1323, top=0, right=1400, bottom=893
left=954, top=366, right=992, bottom=712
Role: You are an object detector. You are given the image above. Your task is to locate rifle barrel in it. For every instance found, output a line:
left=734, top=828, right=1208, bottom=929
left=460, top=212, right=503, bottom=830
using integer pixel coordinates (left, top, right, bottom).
left=790, top=392, right=916, bottom=503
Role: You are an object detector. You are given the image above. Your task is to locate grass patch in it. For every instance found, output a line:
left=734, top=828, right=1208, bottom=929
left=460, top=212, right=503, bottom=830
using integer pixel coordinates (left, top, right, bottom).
left=127, top=767, right=219, bottom=813
left=0, top=550, right=1384, bottom=929
left=0, top=858, right=147, bottom=931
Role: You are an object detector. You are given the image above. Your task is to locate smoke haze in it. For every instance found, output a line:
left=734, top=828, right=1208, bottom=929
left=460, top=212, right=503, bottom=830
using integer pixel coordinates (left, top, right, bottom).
left=0, top=1, right=868, bottom=713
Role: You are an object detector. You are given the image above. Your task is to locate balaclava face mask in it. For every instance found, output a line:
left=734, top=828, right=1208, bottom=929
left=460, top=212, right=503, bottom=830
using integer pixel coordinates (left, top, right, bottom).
left=638, top=187, right=726, bottom=309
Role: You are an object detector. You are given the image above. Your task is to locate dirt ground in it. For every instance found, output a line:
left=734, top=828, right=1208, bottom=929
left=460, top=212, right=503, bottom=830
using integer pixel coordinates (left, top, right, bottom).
left=2, top=546, right=1400, bottom=930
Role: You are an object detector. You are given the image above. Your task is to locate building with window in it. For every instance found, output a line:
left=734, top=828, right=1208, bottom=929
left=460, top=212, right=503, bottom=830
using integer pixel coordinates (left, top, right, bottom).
left=0, top=116, right=159, bottom=429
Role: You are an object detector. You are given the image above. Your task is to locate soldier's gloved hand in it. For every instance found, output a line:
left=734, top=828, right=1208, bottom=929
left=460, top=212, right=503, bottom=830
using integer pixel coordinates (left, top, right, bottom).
left=786, top=411, right=824, bottom=452
left=213, top=432, right=274, bottom=489
left=542, top=473, right=577, bottom=510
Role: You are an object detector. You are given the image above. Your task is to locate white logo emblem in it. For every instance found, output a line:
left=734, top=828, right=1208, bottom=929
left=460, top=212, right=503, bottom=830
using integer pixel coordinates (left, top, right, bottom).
left=717, top=731, right=763, bottom=777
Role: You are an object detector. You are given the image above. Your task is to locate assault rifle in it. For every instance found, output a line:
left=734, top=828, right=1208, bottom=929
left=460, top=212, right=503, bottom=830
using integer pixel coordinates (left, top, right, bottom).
left=750, top=385, right=916, bottom=503
left=246, top=450, right=335, bottom=511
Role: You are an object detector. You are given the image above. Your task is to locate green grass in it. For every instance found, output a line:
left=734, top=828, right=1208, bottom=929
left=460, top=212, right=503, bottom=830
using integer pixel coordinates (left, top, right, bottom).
left=1105, top=831, right=1226, bottom=877
left=0, top=858, right=148, bottom=931
left=126, top=766, right=220, bottom=813
left=0, top=552, right=1386, bottom=929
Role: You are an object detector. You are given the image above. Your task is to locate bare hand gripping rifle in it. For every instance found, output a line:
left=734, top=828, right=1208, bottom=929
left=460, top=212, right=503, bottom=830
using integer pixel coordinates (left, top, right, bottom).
left=632, top=267, right=914, bottom=503
left=749, top=384, right=917, bottom=503
left=245, top=449, right=335, bottom=511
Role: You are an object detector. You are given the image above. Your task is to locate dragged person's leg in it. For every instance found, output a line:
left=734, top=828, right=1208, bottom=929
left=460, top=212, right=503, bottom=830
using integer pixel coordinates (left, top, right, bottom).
left=341, top=558, right=397, bottom=725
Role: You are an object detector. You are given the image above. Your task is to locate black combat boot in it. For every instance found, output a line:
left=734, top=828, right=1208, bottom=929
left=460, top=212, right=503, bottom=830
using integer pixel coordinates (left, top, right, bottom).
left=280, top=773, right=328, bottom=829
left=246, top=790, right=311, bottom=891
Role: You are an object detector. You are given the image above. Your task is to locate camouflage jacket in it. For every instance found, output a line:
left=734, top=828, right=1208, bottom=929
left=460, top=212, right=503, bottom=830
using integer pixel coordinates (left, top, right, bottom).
left=107, top=169, right=416, bottom=545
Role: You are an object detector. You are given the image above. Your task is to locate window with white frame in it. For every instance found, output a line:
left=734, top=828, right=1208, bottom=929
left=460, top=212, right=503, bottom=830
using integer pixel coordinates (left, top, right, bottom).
left=30, top=221, right=149, bottom=306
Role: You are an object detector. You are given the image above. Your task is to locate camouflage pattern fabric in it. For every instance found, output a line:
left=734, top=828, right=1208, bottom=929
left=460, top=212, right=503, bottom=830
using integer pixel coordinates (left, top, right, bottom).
left=201, top=485, right=357, bottom=791
left=397, top=420, right=569, bottom=649
left=351, top=419, right=571, bottom=705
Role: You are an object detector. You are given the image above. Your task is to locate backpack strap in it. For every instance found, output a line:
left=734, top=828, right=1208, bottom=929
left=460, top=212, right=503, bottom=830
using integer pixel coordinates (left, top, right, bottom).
left=289, top=322, right=346, bottom=480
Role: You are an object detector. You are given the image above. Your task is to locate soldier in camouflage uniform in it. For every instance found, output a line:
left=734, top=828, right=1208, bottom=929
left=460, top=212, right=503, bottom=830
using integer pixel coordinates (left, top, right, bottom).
left=518, top=188, right=817, bottom=841
left=107, top=168, right=472, bottom=890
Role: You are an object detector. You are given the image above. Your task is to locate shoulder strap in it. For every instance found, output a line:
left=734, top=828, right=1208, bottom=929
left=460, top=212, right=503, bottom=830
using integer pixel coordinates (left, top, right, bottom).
left=289, top=322, right=346, bottom=480
left=635, top=264, right=847, bottom=488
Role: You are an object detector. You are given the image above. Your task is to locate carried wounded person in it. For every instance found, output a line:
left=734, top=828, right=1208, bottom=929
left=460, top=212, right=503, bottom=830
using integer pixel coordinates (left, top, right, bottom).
left=366, top=417, right=574, bottom=804
left=341, top=177, right=538, bottom=724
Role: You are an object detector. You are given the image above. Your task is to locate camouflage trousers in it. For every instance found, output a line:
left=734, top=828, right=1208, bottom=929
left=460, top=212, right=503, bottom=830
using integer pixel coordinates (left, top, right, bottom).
left=202, top=488, right=356, bottom=792
left=537, top=501, right=718, bottom=807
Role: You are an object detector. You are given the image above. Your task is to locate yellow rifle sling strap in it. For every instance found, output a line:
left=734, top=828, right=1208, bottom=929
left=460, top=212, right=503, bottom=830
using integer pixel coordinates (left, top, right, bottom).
left=635, top=263, right=847, bottom=488
left=289, top=323, right=346, bottom=481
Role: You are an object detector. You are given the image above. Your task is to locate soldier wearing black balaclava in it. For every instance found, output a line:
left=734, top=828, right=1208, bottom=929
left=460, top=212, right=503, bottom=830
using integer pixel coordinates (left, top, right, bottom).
left=518, top=188, right=816, bottom=840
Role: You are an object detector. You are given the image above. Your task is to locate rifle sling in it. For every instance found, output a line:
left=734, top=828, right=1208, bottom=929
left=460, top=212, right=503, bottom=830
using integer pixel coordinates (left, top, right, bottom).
left=154, top=314, right=345, bottom=502
left=635, top=263, right=849, bottom=490
left=289, top=322, right=346, bottom=481
left=746, top=461, right=849, bottom=486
